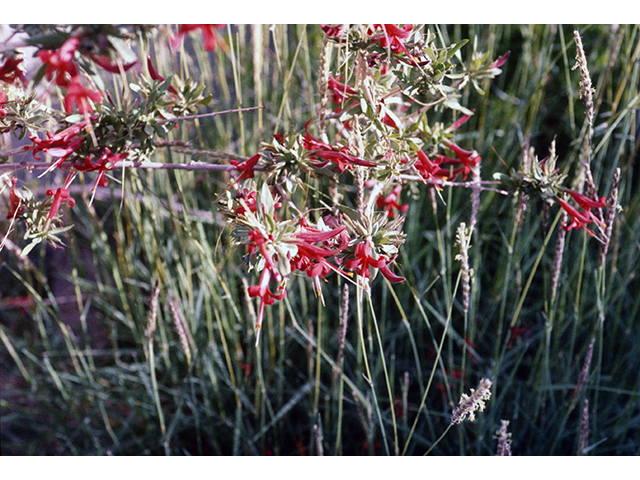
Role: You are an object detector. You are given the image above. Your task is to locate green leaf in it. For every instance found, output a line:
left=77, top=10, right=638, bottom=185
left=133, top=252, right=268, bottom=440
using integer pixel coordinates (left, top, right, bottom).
left=443, top=97, right=474, bottom=116
left=444, top=39, right=469, bottom=63
left=107, top=36, right=138, bottom=64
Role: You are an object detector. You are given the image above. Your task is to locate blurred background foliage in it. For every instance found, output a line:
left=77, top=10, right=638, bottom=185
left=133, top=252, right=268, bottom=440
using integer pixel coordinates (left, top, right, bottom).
left=1, top=24, right=639, bottom=455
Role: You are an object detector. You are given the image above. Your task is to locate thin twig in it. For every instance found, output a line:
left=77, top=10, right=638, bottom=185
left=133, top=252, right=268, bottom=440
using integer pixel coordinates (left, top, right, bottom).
left=0, top=159, right=238, bottom=173
left=155, top=105, right=264, bottom=124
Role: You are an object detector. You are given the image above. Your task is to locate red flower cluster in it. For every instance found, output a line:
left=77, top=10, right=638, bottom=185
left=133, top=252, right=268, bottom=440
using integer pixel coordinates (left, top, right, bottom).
left=413, top=150, right=451, bottom=184
left=235, top=185, right=405, bottom=339
left=557, top=190, right=606, bottom=236
left=64, top=77, right=104, bottom=115
left=22, top=119, right=131, bottom=219
left=244, top=227, right=287, bottom=338
left=37, top=37, right=103, bottom=114
left=243, top=215, right=349, bottom=334
left=292, top=219, right=349, bottom=281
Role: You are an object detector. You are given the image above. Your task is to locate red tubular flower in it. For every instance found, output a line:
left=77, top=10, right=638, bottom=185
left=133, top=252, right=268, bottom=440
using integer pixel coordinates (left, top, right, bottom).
left=247, top=267, right=287, bottom=336
left=345, top=241, right=405, bottom=283
left=446, top=142, right=481, bottom=180
left=320, top=24, right=344, bottom=37
left=377, top=184, right=409, bottom=218
left=0, top=91, right=7, bottom=120
left=173, top=24, right=227, bottom=52
left=74, top=148, right=129, bottom=192
left=566, top=190, right=606, bottom=210
left=6, top=177, right=23, bottom=219
left=302, top=120, right=377, bottom=172
left=327, top=75, right=357, bottom=107
left=370, top=24, right=414, bottom=57
left=146, top=56, right=178, bottom=95
left=63, top=76, right=103, bottom=114
left=37, top=37, right=80, bottom=87
left=414, top=150, right=450, bottom=183
left=25, top=121, right=87, bottom=168
left=291, top=222, right=349, bottom=299
left=0, top=56, right=27, bottom=86
left=557, top=196, right=605, bottom=236
left=488, top=51, right=510, bottom=69
left=90, top=55, right=137, bottom=74
left=45, top=171, right=76, bottom=225
left=292, top=224, right=346, bottom=272
left=449, top=113, right=473, bottom=132
left=247, top=229, right=282, bottom=283
left=231, top=153, right=261, bottom=180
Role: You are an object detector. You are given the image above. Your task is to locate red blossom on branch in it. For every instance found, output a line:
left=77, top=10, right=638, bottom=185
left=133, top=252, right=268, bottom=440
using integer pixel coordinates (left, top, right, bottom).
left=556, top=190, right=606, bottom=237
left=376, top=184, right=409, bottom=218
left=231, top=153, right=261, bottom=180
left=345, top=241, right=405, bottom=283
left=0, top=56, right=27, bottom=86
left=45, top=171, right=76, bottom=226
left=173, top=24, right=227, bottom=52
left=146, top=56, right=178, bottom=95
left=449, top=113, right=473, bottom=132
left=435, top=142, right=481, bottom=181
left=247, top=267, right=288, bottom=336
left=302, top=120, right=377, bottom=172
left=245, top=228, right=288, bottom=341
left=0, top=91, right=7, bottom=120
left=63, top=76, right=103, bottom=114
left=24, top=121, right=88, bottom=169
left=6, top=177, right=23, bottom=219
left=320, top=24, right=344, bottom=38
left=37, top=37, right=80, bottom=87
left=90, top=55, right=138, bottom=74
left=74, top=148, right=129, bottom=193
left=292, top=222, right=348, bottom=277
left=247, top=229, right=282, bottom=283
left=327, top=75, right=358, bottom=107
left=566, top=190, right=606, bottom=210
left=370, top=24, right=414, bottom=58
left=36, top=37, right=103, bottom=114
left=414, top=150, right=449, bottom=184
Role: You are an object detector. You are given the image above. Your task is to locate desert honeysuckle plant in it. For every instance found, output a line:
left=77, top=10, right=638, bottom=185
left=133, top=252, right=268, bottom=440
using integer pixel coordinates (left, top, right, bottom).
left=1, top=24, right=631, bottom=456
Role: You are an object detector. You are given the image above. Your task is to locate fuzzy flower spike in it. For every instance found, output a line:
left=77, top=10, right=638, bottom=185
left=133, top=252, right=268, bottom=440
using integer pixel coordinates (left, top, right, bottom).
left=451, top=377, right=493, bottom=425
